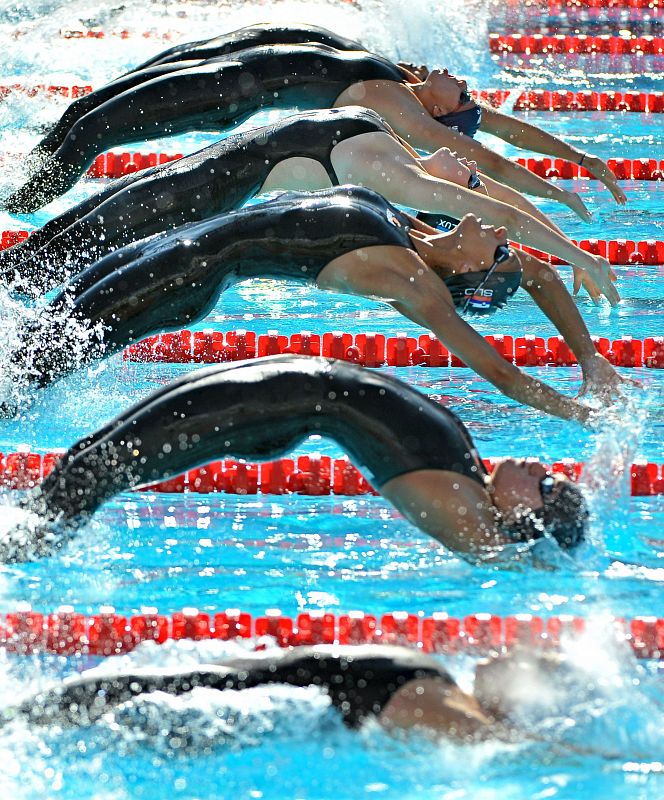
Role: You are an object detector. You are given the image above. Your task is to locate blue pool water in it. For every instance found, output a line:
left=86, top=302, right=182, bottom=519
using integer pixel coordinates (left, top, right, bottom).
left=0, top=0, right=661, bottom=798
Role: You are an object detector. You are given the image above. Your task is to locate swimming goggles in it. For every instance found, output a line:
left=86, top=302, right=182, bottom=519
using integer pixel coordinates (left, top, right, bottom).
left=467, top=173, right=482, bottom=190
left=461, top=243, right=512, bottom=313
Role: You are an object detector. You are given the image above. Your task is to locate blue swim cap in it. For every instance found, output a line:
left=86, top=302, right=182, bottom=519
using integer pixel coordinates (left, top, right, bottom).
left=434, top=104, right=482, bottom=138
left=444, top=245, right=521, bottom=315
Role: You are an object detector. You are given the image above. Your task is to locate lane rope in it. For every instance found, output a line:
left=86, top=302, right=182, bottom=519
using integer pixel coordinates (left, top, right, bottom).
left=2, top=449, right=663, bottom=496
left=119, top=330, right=664, bottom=369
left=490, top=32, right=664, bottom=54
left=1, top=605, right=661, bottom=658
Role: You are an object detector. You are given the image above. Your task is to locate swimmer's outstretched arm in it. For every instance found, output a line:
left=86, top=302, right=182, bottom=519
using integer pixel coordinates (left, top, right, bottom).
left=332, top=144, right=618, bottom=303
left=338, top=82, right=593, bottom=220
left=479, top=107, right=627, bottom=205
left=320, top=247, right=590, bottom=422
left=517, top=252, right=635, bottom=399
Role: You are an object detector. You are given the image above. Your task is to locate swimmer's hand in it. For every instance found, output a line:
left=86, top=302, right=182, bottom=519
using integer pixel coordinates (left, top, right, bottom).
left=578, top=353, right=642, bottom=404
left=581, top=153, right=628, bottom=206
left=0, top=506, right=66, bottom=562
left=579, top=255, right=620, bottom=306
left=560, top=190, right=592, bottom=223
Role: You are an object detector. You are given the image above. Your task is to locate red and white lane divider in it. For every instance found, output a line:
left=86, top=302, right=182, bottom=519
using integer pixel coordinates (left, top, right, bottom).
left=490, top=32, right=664, bottom=55
left=120, top=329, right=664, bottom=369
left=516, top=1, right=663, bottom=9
left=514, top=155, right=664, bottom=181
left=1, top=606, right=661, bottom=658
left=3, top=229, right=663, bottom=267
left=477, top=88, right=664, bottom=112
left=2, top=450, right=663, bottom=496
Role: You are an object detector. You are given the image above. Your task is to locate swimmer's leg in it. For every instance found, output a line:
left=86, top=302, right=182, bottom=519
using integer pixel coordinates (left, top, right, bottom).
left=8, top=667, right=234, bottom=727
left=0, top=172, right=153, bottom=294
left=17, top=232, right=232, bottom=387
left=27, top=61, right=204, bottom=163
left=32, top=360, right=318, bottom=525
left=4, top=63, right=244, bottom=212
left=12, top=165, right=233, bottom=293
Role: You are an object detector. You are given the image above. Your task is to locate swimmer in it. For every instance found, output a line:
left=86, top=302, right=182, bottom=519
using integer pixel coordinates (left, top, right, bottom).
left=5, top=355, right=589, bottom=561
left=24, top=21, right=623, bottom=211
left=0, top=108, right=612, bottom=302
left=119, top=21, right=625, bottom=207
left=13, top=187, right=625, bottom=409
left=2, top=41, right=608, bottom=217
left=0, top=644, right=596, bottom=746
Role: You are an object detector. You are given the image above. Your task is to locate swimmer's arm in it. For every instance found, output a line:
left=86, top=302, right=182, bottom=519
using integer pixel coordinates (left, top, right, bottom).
left=378, top=677, right=497, bottom=739
left=477, top=174, right=571, bottom=234
left=341, top=82, right=589, bottom=215
left=480, top=107, right=627, bottom=205
left=518, top=252, right=629, bottom=400
left=386, top=267, right=591, bottom=422
left=381, top=470, right=511, bottom=555
left=354, top=152, right=618, bottom=303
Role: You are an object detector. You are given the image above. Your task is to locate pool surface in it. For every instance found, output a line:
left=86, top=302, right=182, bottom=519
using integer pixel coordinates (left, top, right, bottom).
left=0, top=1, right=661, bottom=798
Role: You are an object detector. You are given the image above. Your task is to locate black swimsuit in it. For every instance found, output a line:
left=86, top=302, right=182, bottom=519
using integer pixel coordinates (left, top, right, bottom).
left=30, top=353, right=485, bottom=529
left=17, top=646, right=455, bottom=730
left=0, top=108, right=393, bottom=294
left=20, top=186, right=414, bottom=387
left=4, top=45, right=405, bottom=212
left=130, top=23, right=366, bottom=72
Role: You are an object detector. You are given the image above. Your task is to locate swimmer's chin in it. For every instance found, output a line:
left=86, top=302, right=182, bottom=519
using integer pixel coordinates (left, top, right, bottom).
left=0, top=505, right=65, bottom=562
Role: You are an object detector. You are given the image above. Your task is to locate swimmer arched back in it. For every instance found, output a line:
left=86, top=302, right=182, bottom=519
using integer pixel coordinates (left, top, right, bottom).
left=0, top=108, right=394, bottom=293
left=2, top=45, right=404, bottom=213
left=29, top=24, right=369, bottom=163
left=24, top=355, right=484, bottom=533
left=6, top=355, right=589, bottom=563
left=128, top=22, right=366, bottom=73
left=11, top=186, right=626, bottom=423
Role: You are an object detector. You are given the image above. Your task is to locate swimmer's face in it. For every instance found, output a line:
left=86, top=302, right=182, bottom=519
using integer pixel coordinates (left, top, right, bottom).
left=474, top=650, right=570, bottom=720
left=426, top=68, right=475, bottom=116
left=488, top=458, right=567, bottom=516
left=425, top=147, right=487, bottom=193
left=444, top=214, right=514, bottom=271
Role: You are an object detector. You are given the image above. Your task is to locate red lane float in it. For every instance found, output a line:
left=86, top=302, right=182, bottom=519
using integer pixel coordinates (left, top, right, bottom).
left=122, top=329, right=664, bottom=369
left=0, top=83, right=92, bottom=101
left=508, top=89, right=664, bottom=112
left=1, top=606, right=661, bottom=658
left=59, top=27, right=184, bottom=40
left=2, top=449, right=663, bottom=496
left=490, top=33, right=664, bottom=55
left=3, top=230, right=663, bottom=266
left=514, top=156, right=664, bottom=181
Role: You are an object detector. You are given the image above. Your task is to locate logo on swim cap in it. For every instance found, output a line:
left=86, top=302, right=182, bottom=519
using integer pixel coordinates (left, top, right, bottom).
left=464, top=286, right=493, bottom=312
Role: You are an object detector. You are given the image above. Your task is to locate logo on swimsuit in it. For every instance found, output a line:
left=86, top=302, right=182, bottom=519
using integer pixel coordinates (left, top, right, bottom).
left=386, top=209, right=402, bottom=228
left=464, top=286, right=493, bottom=311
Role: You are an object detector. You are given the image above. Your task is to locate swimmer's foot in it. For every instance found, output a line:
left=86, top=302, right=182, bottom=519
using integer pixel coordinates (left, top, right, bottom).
left=0, top=507, right=68, bottom=562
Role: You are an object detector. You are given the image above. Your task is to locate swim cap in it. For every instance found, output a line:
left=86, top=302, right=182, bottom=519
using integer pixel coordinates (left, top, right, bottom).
left=501, top=482, right=589, bottom=551
left=434, top=102, right=482, bottom=138
left=444, top=246, right=521, bottom=315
